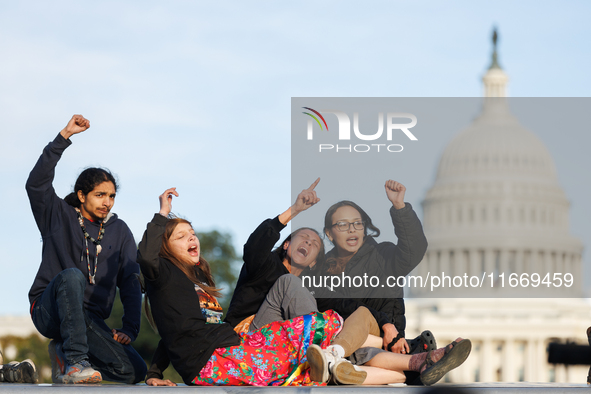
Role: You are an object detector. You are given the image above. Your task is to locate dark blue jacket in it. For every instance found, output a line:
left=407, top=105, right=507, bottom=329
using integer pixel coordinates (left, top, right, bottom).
left=26, top=134, right=142, bottom=340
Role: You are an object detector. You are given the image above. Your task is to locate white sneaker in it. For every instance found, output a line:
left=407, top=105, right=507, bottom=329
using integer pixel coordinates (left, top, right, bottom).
left=307, top=344, right=329, bottom=383
left=324, top=347, right=366, bottom=385
left=330, top=360, right=366, bottom=385
left=62, top=360, right=102, bottom=384
left=307, top=345, right=367, bottom=384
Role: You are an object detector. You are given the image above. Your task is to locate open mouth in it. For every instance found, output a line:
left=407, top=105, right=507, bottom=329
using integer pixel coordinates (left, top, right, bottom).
left=297, top=246, right=308, bottom=257
left=188, top=245, right=199, bottom=256
left=346, top=236, right=358, bottom=247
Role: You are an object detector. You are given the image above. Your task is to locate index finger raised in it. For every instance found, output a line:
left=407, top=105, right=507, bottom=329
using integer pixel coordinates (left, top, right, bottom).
left=307, top=177, right=320, bottom=191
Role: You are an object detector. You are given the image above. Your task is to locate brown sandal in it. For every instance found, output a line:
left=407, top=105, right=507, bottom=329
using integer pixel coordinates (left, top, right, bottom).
left=419, top=338, right=471, bottom=386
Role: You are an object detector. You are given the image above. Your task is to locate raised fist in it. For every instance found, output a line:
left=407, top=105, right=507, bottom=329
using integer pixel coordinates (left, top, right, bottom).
left=60, top=115, right=90, bottom=139
left=385, top=180, right=406, bottom=209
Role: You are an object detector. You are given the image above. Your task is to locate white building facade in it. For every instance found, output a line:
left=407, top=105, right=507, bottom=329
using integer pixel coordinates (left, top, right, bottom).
left=406, top=33, right=588, bottom=383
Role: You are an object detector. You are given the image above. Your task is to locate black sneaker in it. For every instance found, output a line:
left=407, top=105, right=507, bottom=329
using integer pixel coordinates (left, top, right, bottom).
left=0, top=359, right=38, bottom=383
left=408, top=330, right=437, bottom=355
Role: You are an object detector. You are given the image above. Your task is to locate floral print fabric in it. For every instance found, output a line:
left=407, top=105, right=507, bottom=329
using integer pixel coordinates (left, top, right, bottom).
left=192, top=310, right=342, bottom=386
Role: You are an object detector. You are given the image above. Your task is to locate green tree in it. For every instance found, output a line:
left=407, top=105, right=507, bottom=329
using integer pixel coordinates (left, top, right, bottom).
left=197, top=229, right=240, bottom=311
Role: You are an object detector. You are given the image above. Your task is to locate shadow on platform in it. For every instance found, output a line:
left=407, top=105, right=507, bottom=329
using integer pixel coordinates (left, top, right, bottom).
left=0, top=382, right=590, bottom=393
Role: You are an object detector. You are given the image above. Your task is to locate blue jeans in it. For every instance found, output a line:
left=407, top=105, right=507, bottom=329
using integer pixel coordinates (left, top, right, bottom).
left=31, top=268, right=147, bottom=384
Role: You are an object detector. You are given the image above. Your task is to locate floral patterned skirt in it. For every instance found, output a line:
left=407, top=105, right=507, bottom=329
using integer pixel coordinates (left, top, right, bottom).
left=192, top=310, right=343, bottom=386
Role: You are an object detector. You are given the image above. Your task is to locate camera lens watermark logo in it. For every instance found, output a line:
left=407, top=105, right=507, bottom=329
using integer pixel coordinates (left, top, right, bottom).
left=302, top=107, right=418, bottom=153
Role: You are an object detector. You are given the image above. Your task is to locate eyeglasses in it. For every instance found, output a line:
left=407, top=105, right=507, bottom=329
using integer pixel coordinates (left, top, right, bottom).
left=331, top=221, right=365, bottom=232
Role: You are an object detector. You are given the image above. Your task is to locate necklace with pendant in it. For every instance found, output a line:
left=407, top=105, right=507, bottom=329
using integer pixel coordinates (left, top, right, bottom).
left=75, top=208, right=105, bottom=285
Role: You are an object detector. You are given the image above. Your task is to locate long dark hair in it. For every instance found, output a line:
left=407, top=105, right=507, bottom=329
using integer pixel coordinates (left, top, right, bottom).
left=160, top=218, right=222, bottom=299
left=323, top=200, right=381, bottom=242
left=64, top=167, right=118, bottom=207
left=272, top=227, right=326, bottom=272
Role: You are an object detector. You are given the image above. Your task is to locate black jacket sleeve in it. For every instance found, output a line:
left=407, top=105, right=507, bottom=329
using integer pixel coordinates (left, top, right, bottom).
left=384, top=203, right=428, bottom=278
left=137, top=214, right=168, bottom=281
left=392, top=299, right=406, bottom=338
left=146, top=340, right=170, bottom=381
left=116, top=227, right=142, bottom=341
left=242, top=216, right=286, bottom=277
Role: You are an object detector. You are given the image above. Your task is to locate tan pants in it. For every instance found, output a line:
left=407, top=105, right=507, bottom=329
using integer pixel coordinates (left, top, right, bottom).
left=332, top=306, right=381, bottom=357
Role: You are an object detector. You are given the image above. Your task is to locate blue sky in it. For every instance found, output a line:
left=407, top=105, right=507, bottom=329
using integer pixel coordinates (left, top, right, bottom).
left=0, top=0, right=589, bottom=315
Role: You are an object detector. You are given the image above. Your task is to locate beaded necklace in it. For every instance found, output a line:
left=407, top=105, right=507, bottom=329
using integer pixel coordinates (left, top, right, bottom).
left=74, top=208, right=105, bottom=285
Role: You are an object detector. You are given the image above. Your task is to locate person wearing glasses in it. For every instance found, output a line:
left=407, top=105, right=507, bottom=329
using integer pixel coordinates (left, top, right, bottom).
left=320, top=180, right=432, bottom=385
